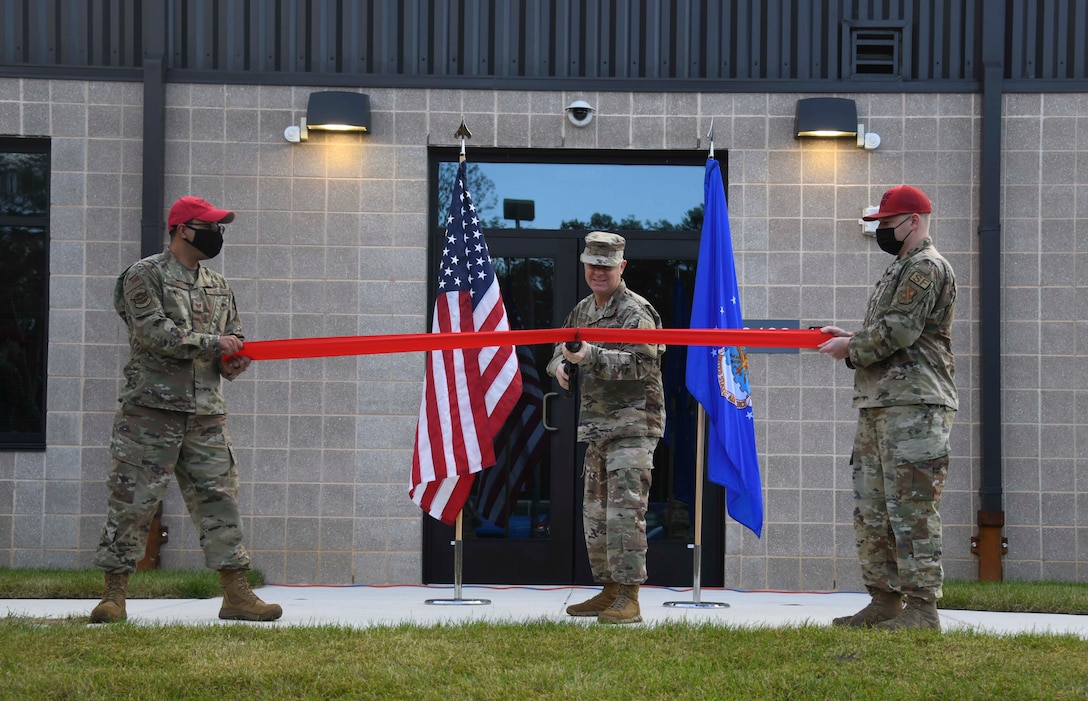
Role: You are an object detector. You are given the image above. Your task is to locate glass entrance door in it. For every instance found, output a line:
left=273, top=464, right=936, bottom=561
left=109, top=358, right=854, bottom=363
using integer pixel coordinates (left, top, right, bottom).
left=422, top=230, right=725, bottom=586
left=422, top=235, right=579, bottom=584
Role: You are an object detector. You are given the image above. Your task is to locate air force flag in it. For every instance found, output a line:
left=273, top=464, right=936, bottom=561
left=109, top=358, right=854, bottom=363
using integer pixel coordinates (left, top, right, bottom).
left=684, top=158, right=764, bottom=538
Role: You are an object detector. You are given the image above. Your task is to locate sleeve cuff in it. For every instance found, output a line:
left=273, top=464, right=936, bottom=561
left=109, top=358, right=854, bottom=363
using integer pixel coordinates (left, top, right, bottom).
left=581, top=342, right=598, bottom=366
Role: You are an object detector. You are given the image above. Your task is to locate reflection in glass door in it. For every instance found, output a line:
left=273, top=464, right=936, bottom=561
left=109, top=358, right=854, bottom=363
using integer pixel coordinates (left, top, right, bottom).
left=465, top=255, right=556, bottom=543
left=621, top=253, right=701, bottom=545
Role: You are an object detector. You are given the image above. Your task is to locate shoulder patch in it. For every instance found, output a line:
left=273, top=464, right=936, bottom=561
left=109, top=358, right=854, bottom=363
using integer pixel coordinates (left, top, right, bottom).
left=130, top=289, right=151, bottom=309
left=899, top=286, right=918, bottom=304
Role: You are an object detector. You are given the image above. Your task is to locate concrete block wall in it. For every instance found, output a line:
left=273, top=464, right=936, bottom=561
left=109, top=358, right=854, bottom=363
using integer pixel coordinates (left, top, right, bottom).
left=999, top=93, right=1088, bottom=582
left=1, top=76, right=1085, bottom=587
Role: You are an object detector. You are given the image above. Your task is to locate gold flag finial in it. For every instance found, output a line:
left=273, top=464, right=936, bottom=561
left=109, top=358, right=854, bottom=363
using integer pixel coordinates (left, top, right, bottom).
left=455, top=117, right=471, bottom=160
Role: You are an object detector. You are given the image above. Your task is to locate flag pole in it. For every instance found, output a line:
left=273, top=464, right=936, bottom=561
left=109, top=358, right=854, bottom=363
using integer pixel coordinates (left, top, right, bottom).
left=426, top=117, right=490, bottom=607
left=664, top=120, right=728, bottom=610
left=663, top=405, right=727, bottom=608
left=425, top=512, right=491, bottom=605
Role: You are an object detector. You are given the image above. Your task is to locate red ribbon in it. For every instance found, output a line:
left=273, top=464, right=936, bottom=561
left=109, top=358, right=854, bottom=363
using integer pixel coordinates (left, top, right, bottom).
left=227, top=328, right=828, bottom=362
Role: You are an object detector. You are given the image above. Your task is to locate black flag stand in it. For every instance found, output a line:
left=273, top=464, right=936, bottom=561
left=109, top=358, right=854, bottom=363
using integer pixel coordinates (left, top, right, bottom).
left=425, top=118, right=491, bottom=607
left=664, top=121, right=729, bottom=610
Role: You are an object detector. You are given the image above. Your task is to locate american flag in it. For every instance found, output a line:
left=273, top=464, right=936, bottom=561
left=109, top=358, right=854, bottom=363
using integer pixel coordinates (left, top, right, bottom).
left=409, top=160, right=523, bottom=525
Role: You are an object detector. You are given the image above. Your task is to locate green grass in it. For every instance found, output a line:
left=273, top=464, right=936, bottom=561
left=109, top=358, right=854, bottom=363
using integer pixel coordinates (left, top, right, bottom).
left=1, top=618, right=1087, bottom=700
left=3, top=569, right=1088, bottom=699
left=0, top=567, right=266, bottom=599
left=939, top=579, right=1088, bottom=615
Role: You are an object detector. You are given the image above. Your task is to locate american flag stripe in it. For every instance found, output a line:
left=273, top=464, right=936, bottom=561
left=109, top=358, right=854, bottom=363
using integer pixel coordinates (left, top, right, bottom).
left=412, top=348, right=488, bottom=521
left=482, top=349, right=519, bottom=422
left=410, top=159, right=522, bottom=525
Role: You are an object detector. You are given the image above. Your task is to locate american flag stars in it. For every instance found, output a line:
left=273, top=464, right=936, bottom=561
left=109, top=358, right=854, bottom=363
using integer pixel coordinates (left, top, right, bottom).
left=437, top=182, right=493, bottom=296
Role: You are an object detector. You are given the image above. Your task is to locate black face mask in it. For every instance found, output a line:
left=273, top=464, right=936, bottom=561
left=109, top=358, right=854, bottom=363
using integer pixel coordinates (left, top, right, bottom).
left=184, top=225, right=224, bottom=259
left=874, top=216, right=911, bottom=256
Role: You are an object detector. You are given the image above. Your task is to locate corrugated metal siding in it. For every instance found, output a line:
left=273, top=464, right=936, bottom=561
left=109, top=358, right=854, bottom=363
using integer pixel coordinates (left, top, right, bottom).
left=1, top=0, right=1086, bottom=84
left=1008, top=0, right=1088, bottom=79
left=157, top=0, right=987, bottom=81
left=1, top=0, right=142, bottom=67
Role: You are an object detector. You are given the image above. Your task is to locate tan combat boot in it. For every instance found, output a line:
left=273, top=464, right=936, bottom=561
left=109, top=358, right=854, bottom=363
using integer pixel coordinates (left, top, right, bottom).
left=598, top=584, right=642, bottom=624
left=874, top=596, right=941, bottom=631
left=218, top=568, right=283, bottom=621
left=90, top=572, right=129, bottom=624
left=832, top=589, right=902, bottom=628
left=566, top=582, right=620, bottom=617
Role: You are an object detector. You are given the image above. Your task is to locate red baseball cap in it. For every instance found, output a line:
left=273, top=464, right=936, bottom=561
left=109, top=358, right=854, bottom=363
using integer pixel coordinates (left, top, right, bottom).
left=167, top=196, right=236, bottom=228
left=862, top=185, right=932, bottom=221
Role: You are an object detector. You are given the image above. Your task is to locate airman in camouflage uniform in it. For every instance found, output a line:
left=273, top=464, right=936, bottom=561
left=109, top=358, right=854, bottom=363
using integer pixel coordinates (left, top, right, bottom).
left=547, top=232, right=665, bottom=625
left=820, top=185, right=956, bottom=631
left=91, top=196, right=282, bottom=624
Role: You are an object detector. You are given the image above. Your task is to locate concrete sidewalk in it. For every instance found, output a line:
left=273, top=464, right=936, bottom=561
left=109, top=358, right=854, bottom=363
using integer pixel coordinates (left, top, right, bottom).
left=5, top=584, right=1088, bottom=637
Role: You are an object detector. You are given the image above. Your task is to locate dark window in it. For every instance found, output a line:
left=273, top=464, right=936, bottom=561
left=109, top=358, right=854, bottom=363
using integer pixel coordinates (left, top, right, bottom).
left=0, top=138, right=50, bottom=449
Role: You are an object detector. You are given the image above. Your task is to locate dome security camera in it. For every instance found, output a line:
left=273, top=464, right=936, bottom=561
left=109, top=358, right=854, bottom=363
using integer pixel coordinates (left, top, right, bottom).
left=566, top=100, right=595, bottom=127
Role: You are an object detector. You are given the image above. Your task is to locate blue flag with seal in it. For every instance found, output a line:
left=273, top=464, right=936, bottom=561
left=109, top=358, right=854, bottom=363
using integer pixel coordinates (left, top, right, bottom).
left=684, top=157, right=764, bottom=537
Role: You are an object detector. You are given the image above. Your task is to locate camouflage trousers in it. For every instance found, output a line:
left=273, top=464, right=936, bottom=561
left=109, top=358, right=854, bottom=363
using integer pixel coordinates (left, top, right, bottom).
left=93, top=403, right=251, bottom=574
left=582, top=435, right=656, bottom=585
left=852, top=404, right=954, bottom=602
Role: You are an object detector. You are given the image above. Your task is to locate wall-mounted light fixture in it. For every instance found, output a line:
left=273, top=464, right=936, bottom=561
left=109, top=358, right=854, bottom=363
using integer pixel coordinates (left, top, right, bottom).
left=795, top=97, right=880, bottom=150
left=284, top=91, right=371, bottom=143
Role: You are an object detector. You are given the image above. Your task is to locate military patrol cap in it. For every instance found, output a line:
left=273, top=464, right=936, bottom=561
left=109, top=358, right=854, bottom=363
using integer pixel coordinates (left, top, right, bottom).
left=579, top=231, right=626, bottom=267
left=168, top=196, right=236, bottom=228
left=862, top=185, right=932, bottom=221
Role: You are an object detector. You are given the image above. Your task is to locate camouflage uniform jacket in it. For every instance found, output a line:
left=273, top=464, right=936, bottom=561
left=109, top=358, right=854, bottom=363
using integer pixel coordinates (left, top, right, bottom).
left=848, top=237, right=958, bottom=410
left=547, top=280, right=666, bottom=443
left=114, top=249, right=243, bottom=415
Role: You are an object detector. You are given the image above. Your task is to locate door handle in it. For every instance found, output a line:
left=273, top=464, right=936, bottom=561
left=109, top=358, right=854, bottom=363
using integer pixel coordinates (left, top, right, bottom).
left=541, top=392, right=560, bottom=432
